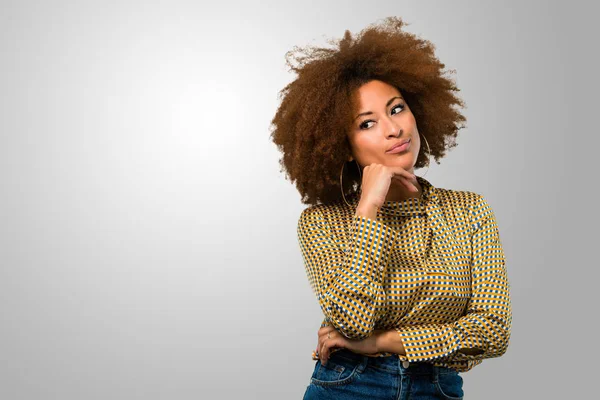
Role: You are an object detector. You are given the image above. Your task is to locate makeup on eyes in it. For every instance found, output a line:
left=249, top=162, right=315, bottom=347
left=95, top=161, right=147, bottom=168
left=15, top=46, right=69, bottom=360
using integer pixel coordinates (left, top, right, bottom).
left=358, top=103, right=405, bottom=130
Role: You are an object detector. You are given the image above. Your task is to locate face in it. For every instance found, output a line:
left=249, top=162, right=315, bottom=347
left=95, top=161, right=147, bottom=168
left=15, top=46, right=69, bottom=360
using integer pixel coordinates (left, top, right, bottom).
left=348, top=79, right=420, bottom=174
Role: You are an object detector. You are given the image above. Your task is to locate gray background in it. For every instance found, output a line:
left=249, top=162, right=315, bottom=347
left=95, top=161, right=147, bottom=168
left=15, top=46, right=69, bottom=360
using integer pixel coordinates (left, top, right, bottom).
left=1, top=0, right=597, bottom=398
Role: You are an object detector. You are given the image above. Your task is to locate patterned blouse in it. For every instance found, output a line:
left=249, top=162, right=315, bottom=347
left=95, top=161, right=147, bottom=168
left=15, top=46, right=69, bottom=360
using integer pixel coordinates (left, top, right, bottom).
left=296, top=176, right=511, bottom=373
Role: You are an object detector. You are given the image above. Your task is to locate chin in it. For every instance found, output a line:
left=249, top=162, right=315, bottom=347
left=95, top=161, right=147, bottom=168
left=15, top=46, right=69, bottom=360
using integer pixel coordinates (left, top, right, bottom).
left=390, top=154, right=415, bottom=166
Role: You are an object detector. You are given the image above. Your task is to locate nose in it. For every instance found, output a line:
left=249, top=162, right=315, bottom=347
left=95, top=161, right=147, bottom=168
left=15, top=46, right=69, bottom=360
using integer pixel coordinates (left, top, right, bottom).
left=383, top=115, right=401, bottom=138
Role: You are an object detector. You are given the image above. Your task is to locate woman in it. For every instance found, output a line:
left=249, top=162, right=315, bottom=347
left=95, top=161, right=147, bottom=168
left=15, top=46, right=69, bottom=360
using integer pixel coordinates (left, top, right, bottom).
left=270, top=17, right=511, bottom=400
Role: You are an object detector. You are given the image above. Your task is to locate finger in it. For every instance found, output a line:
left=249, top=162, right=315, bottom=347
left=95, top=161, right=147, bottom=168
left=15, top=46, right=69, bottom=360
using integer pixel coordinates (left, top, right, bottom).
left=317, top=325, right=335, bottom=334
left=320, top=341, right=326, bottom=363
left=318, top=328, right=338, bottom=349
left=318, top=326, right=336, bottom=336
left=320, top=337, right=333, bottom=364
left=393, top=175, right=419, bottom=192
left=321, top=338, right=341, bottom=365
left=320, top=340, right=328, bottom=364
left=390, top=171, right=417, bottom=185
left=317, top=327, right=334, bottom=357
left=388, top=166, right=416, bottom=180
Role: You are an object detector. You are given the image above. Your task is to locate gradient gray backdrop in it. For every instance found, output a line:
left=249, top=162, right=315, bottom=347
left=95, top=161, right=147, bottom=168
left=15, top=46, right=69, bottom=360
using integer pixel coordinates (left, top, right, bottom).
left=1, top=0, right=598, bottom=399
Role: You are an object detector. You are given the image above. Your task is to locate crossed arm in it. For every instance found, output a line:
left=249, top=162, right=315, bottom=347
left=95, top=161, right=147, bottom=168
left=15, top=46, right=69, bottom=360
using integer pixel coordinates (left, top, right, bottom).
left=298, top=194, right=511, bottom=363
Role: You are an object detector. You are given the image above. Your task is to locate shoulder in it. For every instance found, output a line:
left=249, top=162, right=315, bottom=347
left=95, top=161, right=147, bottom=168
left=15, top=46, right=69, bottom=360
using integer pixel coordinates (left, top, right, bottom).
left=434, top=185, right=482, bottom=213
left=297, top=200, right=356, bottom=242
left=298, top=199, right=352, bottom=225
left=433, top=185, right=496, bottom=230
left=297, top=204, right=330, bottom=233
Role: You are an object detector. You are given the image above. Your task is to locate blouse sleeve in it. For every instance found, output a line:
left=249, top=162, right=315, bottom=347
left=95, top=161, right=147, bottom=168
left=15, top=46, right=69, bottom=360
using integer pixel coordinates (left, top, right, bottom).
left=297, top=207, right=398, bottom=340
left=394, top=194, right=512, bottom=362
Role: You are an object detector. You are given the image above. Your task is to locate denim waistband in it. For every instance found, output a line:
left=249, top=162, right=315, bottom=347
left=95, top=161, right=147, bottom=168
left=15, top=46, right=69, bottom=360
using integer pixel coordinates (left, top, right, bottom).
left=329, top=348, right=457, bottom=376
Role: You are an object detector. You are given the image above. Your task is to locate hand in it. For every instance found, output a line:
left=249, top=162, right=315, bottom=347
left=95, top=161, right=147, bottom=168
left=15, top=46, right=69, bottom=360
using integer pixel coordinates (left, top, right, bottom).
left=358, top=163, right=419, bottom=209
left=314, top=324, right=383, bottom=365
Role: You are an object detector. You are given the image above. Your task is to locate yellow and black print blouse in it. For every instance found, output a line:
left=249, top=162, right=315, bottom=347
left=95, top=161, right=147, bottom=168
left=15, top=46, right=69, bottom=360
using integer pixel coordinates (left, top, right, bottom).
left=297, top=176, right=511, bottom=373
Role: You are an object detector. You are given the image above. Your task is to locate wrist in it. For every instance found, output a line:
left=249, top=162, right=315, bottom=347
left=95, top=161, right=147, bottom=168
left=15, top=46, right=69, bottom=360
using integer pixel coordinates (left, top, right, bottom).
left=374, top=329, right=390, bottom=353
left=356, top=202, right=378, bottom=219
left=376, top=329, right=406, bottom=356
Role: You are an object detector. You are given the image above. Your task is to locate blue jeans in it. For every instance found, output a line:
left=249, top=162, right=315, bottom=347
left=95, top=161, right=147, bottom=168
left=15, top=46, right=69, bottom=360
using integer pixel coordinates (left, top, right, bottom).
left=302, top=348, right=464, bottom=400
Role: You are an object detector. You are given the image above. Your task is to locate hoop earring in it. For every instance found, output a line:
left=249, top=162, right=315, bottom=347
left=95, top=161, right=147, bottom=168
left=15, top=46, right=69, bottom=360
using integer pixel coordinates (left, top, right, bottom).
left=340, top=159, right=361, bottom=207
left=417, top=133, right=431, bottom=178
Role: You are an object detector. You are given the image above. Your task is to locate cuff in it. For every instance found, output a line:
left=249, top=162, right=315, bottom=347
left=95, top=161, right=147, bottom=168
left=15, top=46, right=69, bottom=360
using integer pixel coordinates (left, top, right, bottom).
left=395, top=324, right=461, bottom=362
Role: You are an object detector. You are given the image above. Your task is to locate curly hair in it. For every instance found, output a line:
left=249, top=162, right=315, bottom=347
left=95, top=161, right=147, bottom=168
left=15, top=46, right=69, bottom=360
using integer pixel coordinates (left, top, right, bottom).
left=270, top=16, right=467, bottom=206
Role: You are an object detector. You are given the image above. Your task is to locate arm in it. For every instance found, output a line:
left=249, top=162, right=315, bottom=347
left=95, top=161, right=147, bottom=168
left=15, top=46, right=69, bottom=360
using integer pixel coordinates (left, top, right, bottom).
left=297, top=206, right=398, bottom=340
left=389, top=195, right=512, bottom=362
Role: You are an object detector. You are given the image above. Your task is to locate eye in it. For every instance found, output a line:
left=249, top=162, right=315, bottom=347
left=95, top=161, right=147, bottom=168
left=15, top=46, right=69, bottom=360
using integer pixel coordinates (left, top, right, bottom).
left=358, top=103, right=405, bottom=130
left=359, top=120, right=375, bottom=130
left=391, top=103, right=405, bottom=115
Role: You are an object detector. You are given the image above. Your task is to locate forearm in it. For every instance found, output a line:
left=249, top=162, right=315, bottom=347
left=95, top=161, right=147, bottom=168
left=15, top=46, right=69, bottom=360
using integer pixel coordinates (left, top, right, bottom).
left=298, top=207, right=399, bottom=340
left=375, top=329, right=406, bottom=356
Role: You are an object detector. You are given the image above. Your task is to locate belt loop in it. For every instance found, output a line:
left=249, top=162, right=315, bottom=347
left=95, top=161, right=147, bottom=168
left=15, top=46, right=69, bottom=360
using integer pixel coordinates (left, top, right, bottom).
left=432, top=365, right=439, bottom=383
left=357, top=355, right=368, bottom=373
left=398, top=357, right=407, bottom=376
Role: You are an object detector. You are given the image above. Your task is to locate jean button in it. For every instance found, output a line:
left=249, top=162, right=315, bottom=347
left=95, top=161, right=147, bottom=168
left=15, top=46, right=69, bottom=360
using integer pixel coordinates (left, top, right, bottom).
left=402, top=360, right=410, bottom=368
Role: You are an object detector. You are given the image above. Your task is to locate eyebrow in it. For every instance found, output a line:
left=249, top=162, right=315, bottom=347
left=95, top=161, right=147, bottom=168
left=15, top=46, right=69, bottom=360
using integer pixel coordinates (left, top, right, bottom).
left=354, top=96, right=404, bottom=121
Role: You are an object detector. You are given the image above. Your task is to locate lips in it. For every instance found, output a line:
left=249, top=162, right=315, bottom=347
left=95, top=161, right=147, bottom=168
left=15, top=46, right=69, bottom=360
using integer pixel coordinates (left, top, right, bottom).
left=386, top=138, right=411, bottom=153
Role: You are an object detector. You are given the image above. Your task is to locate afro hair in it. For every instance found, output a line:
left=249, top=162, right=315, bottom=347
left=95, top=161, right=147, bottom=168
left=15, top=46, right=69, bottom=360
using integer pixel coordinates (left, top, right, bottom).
left=270, top=16, right=467, bottom=206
